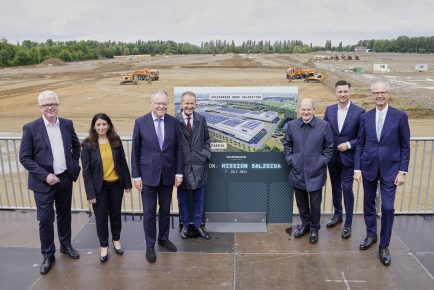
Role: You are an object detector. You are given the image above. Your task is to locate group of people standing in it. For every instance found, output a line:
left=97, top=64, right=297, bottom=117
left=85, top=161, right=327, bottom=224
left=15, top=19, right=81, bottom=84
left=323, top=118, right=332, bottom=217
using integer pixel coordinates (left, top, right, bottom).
left=19, top=90, right=211, bottom=274
left=284, top=80, right=410, bottom=267
left=19, top=79, right=410, bottom=276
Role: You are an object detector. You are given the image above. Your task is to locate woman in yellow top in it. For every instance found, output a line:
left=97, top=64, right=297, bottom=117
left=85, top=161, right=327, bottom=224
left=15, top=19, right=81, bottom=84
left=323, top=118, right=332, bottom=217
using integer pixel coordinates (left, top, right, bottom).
left=81, top=113, right=132, bottom=263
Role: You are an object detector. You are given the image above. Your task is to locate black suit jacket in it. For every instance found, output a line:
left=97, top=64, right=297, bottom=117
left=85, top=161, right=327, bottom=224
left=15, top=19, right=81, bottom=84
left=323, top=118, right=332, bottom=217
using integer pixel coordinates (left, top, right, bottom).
left=19, top=117, right=81, bottom=193
left=81, top=141, right=132, bottom=200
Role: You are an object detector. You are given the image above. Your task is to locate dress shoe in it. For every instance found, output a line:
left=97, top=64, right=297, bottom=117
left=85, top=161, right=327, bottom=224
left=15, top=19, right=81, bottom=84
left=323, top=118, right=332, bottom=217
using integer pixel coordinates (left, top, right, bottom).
left=146, top=246, right=156, bottom=263
left=326, top=216, right=343, bottom=228
left=180, top=226, right=189, bottom=239
left=158, top=239, right=177, bottom=252
left=341, top=227, right=352, bottom=239
left=40, top=255, right=55, bottom=275
left=100, top=247, right=109, bottom=263
left=359, top=236, right=378, bottom=250
left=60, top=245, right=80, bottom=259
left=293, top=225, right=310, bottom=238
left=309, top=229, right=319, bottom=244
left=379, top=247, right=391, bottom=266
left=195, top=227, right=211, bottom=240
left=112, top=240, right=124, bottom=255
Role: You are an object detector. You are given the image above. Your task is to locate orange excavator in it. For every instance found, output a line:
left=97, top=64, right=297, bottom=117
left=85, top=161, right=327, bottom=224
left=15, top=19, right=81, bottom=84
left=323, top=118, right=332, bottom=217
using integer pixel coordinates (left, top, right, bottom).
left=120, top=68, right=159, bottom=85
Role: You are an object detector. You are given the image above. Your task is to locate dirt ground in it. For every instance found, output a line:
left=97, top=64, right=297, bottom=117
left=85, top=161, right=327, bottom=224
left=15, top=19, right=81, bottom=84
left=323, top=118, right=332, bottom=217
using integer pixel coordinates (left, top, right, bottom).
left=0, top=53, right=433, bottom=137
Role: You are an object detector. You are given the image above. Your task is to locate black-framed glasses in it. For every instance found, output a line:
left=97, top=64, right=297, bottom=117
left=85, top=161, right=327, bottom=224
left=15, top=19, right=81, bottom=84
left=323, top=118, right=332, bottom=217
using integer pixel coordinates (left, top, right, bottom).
left=40, top=103, right=59, bottom=108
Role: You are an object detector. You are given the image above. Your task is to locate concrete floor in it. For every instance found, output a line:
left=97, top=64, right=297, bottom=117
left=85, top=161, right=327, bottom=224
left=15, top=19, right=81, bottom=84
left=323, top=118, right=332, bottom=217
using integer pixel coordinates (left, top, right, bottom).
left=0, top=210, right=433, bottom=290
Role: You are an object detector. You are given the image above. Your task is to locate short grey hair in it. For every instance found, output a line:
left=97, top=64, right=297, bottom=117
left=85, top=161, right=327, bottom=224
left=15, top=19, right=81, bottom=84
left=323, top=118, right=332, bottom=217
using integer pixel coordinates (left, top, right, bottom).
left=370, top=81, right=390, bottom=92
left=38, top=90, right=59, bottom=105
left=299, top=97, right=315, bottom=109
left=181, top=91, right=197, bottom=102
left=150, top=90, right=169, bottom=102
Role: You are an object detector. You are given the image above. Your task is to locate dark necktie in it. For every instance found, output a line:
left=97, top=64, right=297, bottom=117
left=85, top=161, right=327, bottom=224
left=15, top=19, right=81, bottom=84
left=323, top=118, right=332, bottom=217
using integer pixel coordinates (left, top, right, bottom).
left=186, top=117, right=192, bottom=135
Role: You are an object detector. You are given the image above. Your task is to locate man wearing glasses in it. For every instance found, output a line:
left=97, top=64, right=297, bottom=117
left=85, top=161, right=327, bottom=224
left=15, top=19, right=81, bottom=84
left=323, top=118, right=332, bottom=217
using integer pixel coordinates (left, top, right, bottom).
left=354, top=81, right=410, bottom=266
left=19, top=91, right=81, bottom=275
left=131, top=90, right=183, bottom=263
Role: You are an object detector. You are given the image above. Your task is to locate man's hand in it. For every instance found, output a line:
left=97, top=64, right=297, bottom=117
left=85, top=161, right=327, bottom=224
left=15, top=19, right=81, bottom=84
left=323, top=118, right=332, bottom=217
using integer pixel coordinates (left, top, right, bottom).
left=45, top=173, right=60, bottom=185
left=353, top=172, right=362, bottom=183
left=134, top=180, right=143, bottom=192
left=395, top=172, right=406, bottom=186
left=88, top=198, right=97, bottom=204
left=175, top=176, right=183, bottom=187
left=337, top=142, right=349, bottom=152
left=125, top=188, right=131, bottom=193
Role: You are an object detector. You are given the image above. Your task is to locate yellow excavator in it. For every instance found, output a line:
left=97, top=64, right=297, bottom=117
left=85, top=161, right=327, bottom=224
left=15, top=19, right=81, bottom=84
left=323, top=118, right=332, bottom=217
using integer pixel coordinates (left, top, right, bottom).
left=120, top=68, right=159, bottom=85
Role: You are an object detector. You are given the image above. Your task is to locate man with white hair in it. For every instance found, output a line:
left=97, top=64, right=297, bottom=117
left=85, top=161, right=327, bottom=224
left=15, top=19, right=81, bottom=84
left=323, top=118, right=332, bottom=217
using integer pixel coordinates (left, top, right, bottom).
left=19, top=91, right=81, bottom=275
left=131, top=90, right=183, bottom=263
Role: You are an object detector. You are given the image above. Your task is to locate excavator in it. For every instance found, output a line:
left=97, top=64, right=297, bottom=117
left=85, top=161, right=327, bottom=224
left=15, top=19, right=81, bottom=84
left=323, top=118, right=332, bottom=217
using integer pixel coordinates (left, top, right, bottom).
left=304, top=72, right=324, bottom=83
left=120, top=68, right=159, bottom=85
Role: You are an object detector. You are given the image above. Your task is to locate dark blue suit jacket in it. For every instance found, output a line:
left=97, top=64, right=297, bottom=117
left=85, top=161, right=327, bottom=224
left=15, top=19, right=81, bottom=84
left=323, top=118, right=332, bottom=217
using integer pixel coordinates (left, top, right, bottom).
left=81, top=141, right=132, bottom=200
left=19, top=117, right=81, bottom=193
left=324, top=102, right=365, bottom=167
left=131, top=113, right=183, bottom=186
left=354, top=106, right=410, bottom=182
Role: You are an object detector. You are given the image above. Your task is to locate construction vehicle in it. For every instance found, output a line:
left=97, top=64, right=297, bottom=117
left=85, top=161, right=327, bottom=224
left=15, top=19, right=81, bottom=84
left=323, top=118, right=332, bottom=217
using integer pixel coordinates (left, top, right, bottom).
left=286, top=67, right=317, bottom=80
left=131, top=69, right=159, bottom=81
left=304, top=72, right=324, bottom=83
left=120, top=68, right=159, bottom=85
left=120, top=74, right=137, bottom=85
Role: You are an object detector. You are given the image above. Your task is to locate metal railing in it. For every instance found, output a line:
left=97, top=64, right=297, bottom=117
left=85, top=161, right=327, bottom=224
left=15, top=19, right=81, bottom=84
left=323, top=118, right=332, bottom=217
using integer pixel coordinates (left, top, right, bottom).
left=1, top=136, right=434, bottom=215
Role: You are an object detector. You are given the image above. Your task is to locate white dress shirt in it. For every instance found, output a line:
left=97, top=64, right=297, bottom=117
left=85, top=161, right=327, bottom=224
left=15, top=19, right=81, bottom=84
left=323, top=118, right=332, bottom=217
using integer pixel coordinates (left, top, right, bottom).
left=337, top=101, right=352, bottom=149
left=182, top=111, right=194, bottom=128
left=151, top=112, right=165, bottom=141
left=42, top=116, right=67, bottom=175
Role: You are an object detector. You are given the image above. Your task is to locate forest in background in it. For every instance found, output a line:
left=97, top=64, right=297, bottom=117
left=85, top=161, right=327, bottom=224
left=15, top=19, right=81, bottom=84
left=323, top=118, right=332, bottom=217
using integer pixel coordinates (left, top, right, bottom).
left=1, top=36, right=434, bottom=67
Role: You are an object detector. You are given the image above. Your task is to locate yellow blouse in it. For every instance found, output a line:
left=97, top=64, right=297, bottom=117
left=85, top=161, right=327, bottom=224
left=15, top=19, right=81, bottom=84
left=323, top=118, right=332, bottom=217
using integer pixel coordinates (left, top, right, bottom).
left=99, top=143, right=119, bottom=182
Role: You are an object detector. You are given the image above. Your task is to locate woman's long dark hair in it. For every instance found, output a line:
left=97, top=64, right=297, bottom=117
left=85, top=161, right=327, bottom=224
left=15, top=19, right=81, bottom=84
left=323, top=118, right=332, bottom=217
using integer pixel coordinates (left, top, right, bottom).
left=82, top=113, right=120, bottom=148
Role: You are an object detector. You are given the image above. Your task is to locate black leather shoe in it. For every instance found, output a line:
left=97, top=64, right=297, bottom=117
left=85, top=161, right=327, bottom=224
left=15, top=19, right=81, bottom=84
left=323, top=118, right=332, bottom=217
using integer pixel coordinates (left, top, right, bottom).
left=293, top=225, right=310, bottom=238
left=195, top=227, right=211, bottom=240
left=359, top=236, right=378, bottom=250
left=146, top=246, right=156, bottom=263
left=326, top=216, right=343, bottom=228
left=158, top=239, right=177, bottom=252
left=60, top=245, right=80, bottom=259
left=112, top=241, right=124, bottom=255
left=40, top=255, right=55, bottom=275
left=100, top=253, right=108, bottom=263
left=341, top=227, right=352, bottom=239
left=309, top=229, right=319, bottom=244
left=180, top=227, right=189, bottom=239
left=379, top=247, right=391, bottom=266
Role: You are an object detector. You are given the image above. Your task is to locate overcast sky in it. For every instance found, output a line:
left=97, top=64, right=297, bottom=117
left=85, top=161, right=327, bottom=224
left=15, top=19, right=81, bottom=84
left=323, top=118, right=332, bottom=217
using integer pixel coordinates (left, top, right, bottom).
left=1, top=0, right=433, bottom=46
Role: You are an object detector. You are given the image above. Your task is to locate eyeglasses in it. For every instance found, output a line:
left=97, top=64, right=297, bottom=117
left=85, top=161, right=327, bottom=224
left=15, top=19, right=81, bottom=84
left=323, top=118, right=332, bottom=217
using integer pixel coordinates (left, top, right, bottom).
left=152, top=102, right=168, bottom=107
left=372, top=91, right=389, bottom=96
left=40, top=103, right=59, bottom=108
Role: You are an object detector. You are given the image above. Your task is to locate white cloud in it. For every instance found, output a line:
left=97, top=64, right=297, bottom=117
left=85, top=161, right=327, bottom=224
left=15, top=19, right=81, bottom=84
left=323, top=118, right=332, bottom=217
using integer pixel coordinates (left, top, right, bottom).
left=1, top=0, right=433, bottom=45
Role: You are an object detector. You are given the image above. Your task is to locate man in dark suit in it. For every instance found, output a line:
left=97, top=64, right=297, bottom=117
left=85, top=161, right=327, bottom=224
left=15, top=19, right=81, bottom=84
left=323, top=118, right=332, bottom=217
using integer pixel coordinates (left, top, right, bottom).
left=324, top=80, right=365, bottom=239
left=19, top=91, right=81, bottom=275
left=176, top=91, right=212, bottom=240
left=354, top=81, right=410, bottom=266
left=283, top=98, right=334, bottom=244
left=131, top=90, right=183, bottom=263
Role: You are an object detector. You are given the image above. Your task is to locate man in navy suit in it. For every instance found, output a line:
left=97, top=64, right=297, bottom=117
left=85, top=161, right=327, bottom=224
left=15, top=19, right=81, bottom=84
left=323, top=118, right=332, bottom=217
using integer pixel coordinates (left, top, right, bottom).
left=324, top=80, right=364, bottom=239
left=354, top=81, right=410, bottom=266
left=131, top=90, right=183, bottom=263
left=19, top=91, right=81, bottom=275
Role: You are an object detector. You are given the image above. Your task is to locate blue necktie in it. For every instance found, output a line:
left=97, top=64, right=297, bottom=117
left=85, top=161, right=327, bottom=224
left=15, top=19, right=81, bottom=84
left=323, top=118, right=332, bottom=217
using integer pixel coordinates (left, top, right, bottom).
left=156, top=118, right=163, bottom=150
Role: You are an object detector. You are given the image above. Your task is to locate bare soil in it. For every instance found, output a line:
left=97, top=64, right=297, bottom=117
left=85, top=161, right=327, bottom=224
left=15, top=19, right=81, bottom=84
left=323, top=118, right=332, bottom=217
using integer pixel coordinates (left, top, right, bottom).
left=1, top=53, right=433, bottom=137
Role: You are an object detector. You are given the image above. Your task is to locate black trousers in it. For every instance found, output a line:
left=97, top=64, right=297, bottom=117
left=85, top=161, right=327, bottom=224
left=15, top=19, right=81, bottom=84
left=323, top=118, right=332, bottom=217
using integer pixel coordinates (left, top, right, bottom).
left=294, top=187, right=323, bottom=231
left=34, top=171, right=72, bottom=258
left=92, top=180, right=124, bottom=247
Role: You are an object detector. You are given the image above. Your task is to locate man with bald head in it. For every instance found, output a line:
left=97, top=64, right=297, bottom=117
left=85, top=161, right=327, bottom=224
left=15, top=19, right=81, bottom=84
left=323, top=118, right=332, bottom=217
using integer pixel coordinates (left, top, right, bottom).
left=282, top=98, right=334, bottom=244
left=19, top=91, right=81, bottom=275
left=131, top=90, right=183, bottom=263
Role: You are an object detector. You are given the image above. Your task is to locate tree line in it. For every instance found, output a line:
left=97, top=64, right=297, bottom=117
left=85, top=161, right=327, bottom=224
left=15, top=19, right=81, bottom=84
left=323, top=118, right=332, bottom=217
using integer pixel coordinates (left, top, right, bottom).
left=1, top=36, right=433, bottom=67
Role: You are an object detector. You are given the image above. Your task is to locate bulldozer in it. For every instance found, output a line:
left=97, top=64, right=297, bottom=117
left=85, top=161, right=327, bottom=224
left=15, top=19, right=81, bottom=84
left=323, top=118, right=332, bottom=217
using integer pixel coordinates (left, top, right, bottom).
left=120, top=74, right=137, bottom=85
left=304, top=72, right=324, bottom=83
